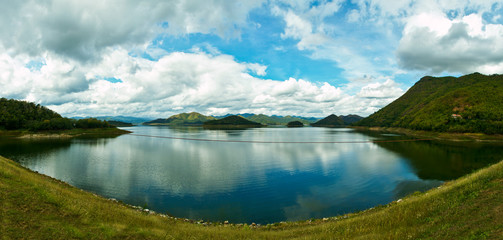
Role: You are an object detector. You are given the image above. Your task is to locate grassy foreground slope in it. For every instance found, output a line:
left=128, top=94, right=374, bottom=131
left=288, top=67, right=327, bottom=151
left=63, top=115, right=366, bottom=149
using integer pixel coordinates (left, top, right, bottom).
left=356, top=73, right=503, bottom=134
left=1, top=155, right=503, bottom=239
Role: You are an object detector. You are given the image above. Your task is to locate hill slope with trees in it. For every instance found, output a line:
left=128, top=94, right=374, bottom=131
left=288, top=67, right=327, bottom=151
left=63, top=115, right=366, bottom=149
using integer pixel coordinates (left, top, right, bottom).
left=355, top=73, right=503, bottom=134
left=203, top=115, right=263, bottom=127
left=311, top=114, right=345, bottom=127
left=144, top=112, right=216, bottom=126
left=0, top=98, right=115, bottom=131
left=245, top=114, right=315, bottom=125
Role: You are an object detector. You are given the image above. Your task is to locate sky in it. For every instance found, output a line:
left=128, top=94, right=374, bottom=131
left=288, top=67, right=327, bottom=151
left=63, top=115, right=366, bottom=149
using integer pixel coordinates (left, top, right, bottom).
left=1, top=0, right=502, bottom=118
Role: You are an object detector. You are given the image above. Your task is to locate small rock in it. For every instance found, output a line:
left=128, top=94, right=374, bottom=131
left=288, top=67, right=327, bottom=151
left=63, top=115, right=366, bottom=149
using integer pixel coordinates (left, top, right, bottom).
left=322, top=218, right=329, bottom=221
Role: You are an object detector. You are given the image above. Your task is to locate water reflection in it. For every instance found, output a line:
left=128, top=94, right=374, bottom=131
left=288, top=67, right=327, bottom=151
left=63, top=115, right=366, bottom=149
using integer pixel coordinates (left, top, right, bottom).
left=1, top=127, right=502, bottom=223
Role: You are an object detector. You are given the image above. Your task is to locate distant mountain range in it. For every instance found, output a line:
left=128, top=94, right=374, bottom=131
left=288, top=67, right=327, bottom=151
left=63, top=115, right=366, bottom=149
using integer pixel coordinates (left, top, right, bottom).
left=340, top=114, right=364, bottom=125
left=73, top=113, right=362, bottom=127
left=107, top=121, right=134, bottom=127
left=143, top=112, right=216, bottom=126
left=203, top=115, right=263, bottom=128
left=214, top=113, right=320, bottom=125
left=355, top=73, right=503, bottom=134
left=311, top=114, right=345, bottom=127
left=71, top=116, right=152, bottom=125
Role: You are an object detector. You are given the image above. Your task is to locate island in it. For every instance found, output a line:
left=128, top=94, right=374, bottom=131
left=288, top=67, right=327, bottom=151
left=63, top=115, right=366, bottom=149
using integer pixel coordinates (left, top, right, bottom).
left=286, top=121, right=304, bottom=127
left=202, top=115, right=264, bottom=129
left=311, top=114, right=345, bottom=127
left=143, top=112, right=216, bottom=126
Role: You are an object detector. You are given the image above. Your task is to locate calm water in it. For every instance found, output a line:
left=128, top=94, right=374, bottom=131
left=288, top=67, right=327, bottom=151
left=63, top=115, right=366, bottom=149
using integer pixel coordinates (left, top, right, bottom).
left=1, top=126, right=502, bottom=224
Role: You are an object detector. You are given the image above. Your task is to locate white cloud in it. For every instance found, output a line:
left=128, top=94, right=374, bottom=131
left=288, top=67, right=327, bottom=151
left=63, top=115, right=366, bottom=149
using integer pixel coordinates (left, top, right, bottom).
left=357, top=79, right=404, bottom=99
left=280, top=11, right=330, bottom=51
left=1, top=45, right=399, bottom=117
left=0, top=0, right=264, bottom=62
left=397, top=13, right=503, bottom=74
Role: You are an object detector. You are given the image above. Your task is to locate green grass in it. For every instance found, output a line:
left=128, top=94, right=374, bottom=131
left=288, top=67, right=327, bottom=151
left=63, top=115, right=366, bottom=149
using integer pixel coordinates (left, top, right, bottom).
left=1, top=155, right=503, bottom=239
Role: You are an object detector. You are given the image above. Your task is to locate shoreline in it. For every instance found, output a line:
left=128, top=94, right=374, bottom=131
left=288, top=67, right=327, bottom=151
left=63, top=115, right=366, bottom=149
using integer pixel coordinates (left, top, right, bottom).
left=2, top=154, right=502, bottom=238
left=350, top=126, right=503, bottom=142
left=1, top=128, right=131, bottom=139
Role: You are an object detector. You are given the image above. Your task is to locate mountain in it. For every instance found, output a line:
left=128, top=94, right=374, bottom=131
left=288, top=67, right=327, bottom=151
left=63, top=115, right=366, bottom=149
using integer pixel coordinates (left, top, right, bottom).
left=203, top=115, right=263, bottom=127
left=246, top=114, right=314, bottom=125
left=72, top=116, right=152, bottom=124
left=214, top=113, right=255, bottom=119
left=293, top=116, right=320, bottom=122
left=213, top=113, right=318, bottom=125
left=0, top=98, right=61, bottom=130
left=107, top=121, right=134, bottom=127
left=286, top=121, right=304, bottom=127
left=340, top=114, right=364, bottom=125
left=0, top=98, right=115, bottom=131
left=143, top=112, right=216, bottom=126
left=355, top=73, right=503, bottom=134
left=311, top=114, right=345, bottom=127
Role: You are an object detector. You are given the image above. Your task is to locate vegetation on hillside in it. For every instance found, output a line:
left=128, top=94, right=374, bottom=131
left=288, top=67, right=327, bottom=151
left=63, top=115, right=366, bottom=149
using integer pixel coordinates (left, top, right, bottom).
left=340, top=114, right=363, bottom=125
left=286, top=121, right=304, bottom=127
left=355, top=73, right=503, bottom=134
left=0, top=98, right=114, bottom=131
left=0, top=98, right=61, bottom=130
left=245, top=114, right=314, bottom=125
left=107, top=121, right=134, bottom=127
left=1, top=154, right=503, bottom=239
left=203, top=115, right=263, bottom=127
left=144, top=112, right=216, bottom=126
left=311, top=114, right=345, bottom=127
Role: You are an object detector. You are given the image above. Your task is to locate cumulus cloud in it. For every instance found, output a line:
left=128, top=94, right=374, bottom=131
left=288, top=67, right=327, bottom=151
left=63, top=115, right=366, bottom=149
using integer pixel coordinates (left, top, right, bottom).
left=0, top=46, right=400, bottom=117
left=397, top=13, right=503, bottom=74
left=2, top=0, right=431, bottom=118
left=0, top=0, right=264, bottom=62
left=357, top=79, right=404, bottom=99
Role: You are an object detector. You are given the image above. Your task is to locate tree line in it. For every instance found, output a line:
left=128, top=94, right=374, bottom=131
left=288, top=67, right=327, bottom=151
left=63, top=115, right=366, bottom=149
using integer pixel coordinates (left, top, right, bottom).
left=0, top=98, right=113, bottom=131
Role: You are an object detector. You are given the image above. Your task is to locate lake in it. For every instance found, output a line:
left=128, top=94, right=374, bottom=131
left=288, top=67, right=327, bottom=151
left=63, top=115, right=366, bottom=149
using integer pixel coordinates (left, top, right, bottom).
left=1, top=126, right=502, bottom=224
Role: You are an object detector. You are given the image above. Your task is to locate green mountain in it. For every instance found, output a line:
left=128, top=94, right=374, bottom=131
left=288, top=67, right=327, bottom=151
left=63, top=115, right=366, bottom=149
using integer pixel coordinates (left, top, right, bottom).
left=245, top=114, right=314, bottom=125
left=355, top=73, right=503, bottom=134
left=286, top=121, right=304, bottom=127
left=340, top=114, right=363, bottom=125
left=91, top=116, right=152, bottom=124
left=144, top=112, right=216, bottom=126
left=203, top=115, right=263, bottom=127
left=311, top=114, right=345, bottom=127
left=0, top=98, right=61, bottom=130
left=108, top=121, right=134, bottom=127
left=0, top=98, right=114, bottom=131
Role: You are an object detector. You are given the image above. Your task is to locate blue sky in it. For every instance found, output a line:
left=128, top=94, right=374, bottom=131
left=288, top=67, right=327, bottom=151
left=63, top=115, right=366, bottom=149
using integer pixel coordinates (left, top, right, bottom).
left=0, top=0, right=502, bottom=117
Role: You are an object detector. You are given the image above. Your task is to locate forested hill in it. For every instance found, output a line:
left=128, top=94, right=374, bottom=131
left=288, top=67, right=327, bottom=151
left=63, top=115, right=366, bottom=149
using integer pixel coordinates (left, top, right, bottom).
left=355, top=73, right=503, bottom=134
left=0, top=98, right=113, bottom=131
left=311, top=114, right=345, bottom=127
left=203, top=115, right=262, bottom=127
left=0, top=98, right=61, bottom=129
left=144, top=112, right=216, bottom=126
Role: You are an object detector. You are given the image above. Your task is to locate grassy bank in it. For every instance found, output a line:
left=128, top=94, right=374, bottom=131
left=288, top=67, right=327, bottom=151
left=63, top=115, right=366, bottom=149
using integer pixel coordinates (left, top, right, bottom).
left=352, top=126, right=503, bottom=142
left=1, top=156, right=503, bottom=239
left=0, top=128, right=131, bottom=139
